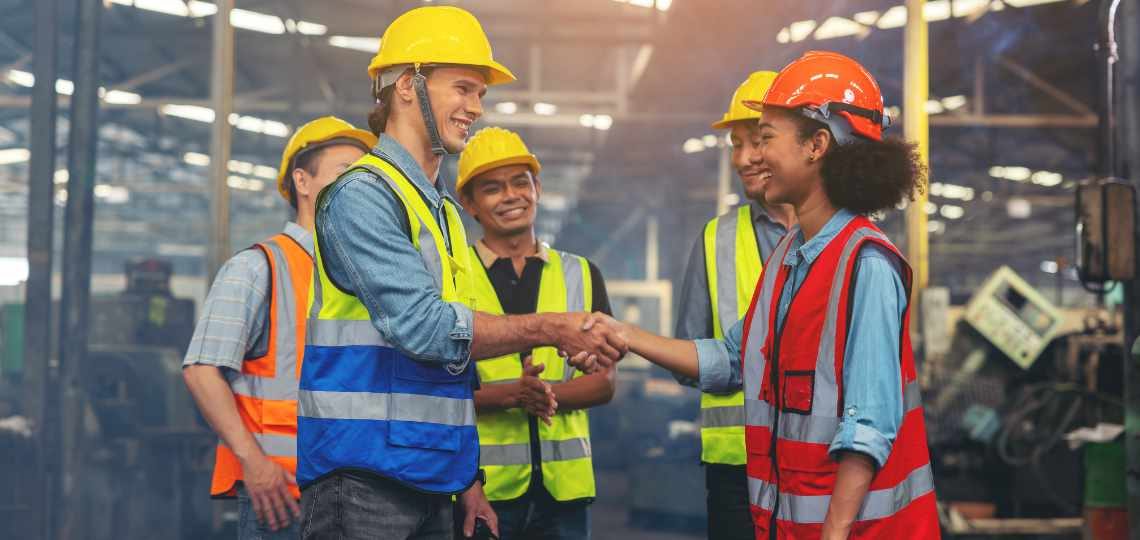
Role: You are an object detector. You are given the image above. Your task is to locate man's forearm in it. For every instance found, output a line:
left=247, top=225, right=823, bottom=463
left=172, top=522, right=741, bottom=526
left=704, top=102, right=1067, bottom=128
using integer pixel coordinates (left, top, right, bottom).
left=470, top=311, right=565, bottom=360
left=182, top=365, right=263, bottom=461
left=821, top=452, right=876, bottom=539
left=551, top=368, right=615, bottom=410
left=474, top=383, right=520, bottom=413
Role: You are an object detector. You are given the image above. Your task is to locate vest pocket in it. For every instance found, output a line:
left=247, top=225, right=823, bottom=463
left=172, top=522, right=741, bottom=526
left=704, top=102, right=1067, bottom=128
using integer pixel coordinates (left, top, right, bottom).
left=782, top=370, right=814, bottom=415
left=387, top=420, right=460, bottom=452
left=393, top=356, right=468, bottom=384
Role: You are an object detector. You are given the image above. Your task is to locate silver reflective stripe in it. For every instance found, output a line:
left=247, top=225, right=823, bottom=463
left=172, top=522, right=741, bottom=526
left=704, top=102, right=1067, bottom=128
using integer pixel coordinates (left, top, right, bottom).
left=560, top=252, right=586, bottom=313
left=220, top=433, right=296, bottom=459
left=742, top=232, right=796, bottom=398
left=263, top=240, right=299, bottom=379
left=745, top=397, right=774, bottom=428
left=299, top=390, right=476, bottom=426
left=714, top=209, right=740, bottom=335
left=541, top=438, right=591, bottom=461
left=308, top=319, right=391, bottom=347
left=749, top=463, right=935, bottom=524
left=904, top=380, right=921, bottom=411
left=228, top=373, right=298, bottom=401
left=773, top=381, right=923, bottom=445
left=812, top=227, right=889, bottom=418
left=481, top=443, right=531, bottom=467
left=700, top=405, right=745, bottom=429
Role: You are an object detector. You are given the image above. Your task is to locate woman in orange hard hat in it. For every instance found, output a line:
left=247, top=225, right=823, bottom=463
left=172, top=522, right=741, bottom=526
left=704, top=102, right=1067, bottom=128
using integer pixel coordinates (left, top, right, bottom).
left=583, top=51, right=939, bottom=539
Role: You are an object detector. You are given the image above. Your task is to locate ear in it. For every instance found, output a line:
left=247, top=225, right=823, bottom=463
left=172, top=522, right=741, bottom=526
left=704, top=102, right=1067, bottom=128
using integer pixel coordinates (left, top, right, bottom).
left=809, top=128, right=833, bottom=162
left=394, top=70, right=416, bottom=105
left=291, top=168, right=309, bottom=198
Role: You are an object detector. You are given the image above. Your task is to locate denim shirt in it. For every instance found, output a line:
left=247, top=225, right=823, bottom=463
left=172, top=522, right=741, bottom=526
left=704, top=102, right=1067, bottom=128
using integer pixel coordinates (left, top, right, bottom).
left=693, top=209, right=907, bottom=467
left=315, top=134, right=475, bottom=369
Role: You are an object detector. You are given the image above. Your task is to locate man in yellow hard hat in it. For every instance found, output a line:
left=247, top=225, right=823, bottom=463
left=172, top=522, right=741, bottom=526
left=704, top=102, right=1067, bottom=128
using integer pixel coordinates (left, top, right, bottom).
left=297, top=6, right=627, bottom=540
left=457, top=127, right=615, bottom=540
left=672, top=71, right=794, bottom=540
left=182, top=116, right=374, bottom=539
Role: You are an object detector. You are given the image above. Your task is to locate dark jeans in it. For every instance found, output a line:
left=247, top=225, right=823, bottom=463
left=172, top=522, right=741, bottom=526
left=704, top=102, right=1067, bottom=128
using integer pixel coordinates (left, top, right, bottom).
left=706, top=464, right=754, bottom=540
left=491, top=488, right=590, bottom=540
left=301, top=472, right=453, bottom=540
left=237, top=485, right=301, bottom=540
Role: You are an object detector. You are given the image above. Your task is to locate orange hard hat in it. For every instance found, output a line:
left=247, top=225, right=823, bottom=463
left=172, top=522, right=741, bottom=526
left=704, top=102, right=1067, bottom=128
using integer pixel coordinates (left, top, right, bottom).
left=745, top=51, right=890, bottom=144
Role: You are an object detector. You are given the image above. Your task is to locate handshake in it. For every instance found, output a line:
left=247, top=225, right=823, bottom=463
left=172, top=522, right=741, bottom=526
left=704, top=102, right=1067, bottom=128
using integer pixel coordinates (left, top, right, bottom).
left=518, top=312, right=629, bottom=423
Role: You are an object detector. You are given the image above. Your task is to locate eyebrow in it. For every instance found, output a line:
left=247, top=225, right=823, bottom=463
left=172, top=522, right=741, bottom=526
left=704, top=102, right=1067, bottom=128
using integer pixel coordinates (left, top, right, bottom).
left=756, top=121, right=774, bottom=130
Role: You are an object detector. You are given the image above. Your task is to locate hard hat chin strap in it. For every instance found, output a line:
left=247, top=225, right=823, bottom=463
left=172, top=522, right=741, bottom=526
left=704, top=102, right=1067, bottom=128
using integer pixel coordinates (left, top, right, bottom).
left=413, top=66, right=448, bottom=156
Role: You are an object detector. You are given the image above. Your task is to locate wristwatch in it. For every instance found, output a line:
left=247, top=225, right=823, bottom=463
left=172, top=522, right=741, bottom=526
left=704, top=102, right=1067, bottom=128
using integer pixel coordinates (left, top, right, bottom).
left=474, top=468, right=487, bottom=485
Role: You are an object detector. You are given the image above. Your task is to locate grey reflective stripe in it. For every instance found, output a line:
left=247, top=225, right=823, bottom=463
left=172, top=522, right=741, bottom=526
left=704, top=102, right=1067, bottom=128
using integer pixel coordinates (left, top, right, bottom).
left=700, top=405, right=745, bottom=428
left=812, top=227, right=889, bottom=418
left=541, top=438, right=592, bottom=461
left=745, top=397, right=774, bottom=428
left=904, top=379, right=922, bottom=411
left=742, top=232, right=796, bottom=398
left=769, top=381, right=924, bottom=445
left=307, top=319, right=391, bottom=347
left=299, top=390, right=476, bottom=426
left=560, top=252, right=586, bottom=313
left=750, top=463, right=935, bottom=524
left=713, top=209, right=740, bottom=335
left=220, top=433, right=296, bottom=458
left=481, top=443, right=532, bottom=467
left=228, top=374, right=298, bottom=401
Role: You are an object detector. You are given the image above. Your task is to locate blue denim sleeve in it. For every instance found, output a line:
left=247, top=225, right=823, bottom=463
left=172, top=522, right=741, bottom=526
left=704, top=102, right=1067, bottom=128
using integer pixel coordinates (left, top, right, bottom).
left=694, top=316, right=745, bottom=394
left=317, top=172, right=473, bottom=367
left=828, top=244, right=906, bottom=468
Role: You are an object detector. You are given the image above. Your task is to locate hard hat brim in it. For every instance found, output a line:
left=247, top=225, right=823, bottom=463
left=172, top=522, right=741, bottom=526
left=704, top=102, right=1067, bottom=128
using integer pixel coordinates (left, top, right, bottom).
left=277, top=127, right=379, bottom=201
left=710, top=112, right=763, bottom=130
left=456, top=154, right=540, bottom=194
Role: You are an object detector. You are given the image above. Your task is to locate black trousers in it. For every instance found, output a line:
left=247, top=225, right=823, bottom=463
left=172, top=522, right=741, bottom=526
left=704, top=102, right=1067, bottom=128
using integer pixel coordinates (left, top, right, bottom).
left=706, top=464, right=754, bottom=540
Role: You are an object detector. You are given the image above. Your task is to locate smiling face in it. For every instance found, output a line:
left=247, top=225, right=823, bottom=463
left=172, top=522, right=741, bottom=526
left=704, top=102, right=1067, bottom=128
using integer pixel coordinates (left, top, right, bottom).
left=460, top=163, right=540, bottom=238
left=424, top=66, right=488, bottom=153
left=750, top=107, right=829, bottom=208
left=728, top=121, right=771, bottom=203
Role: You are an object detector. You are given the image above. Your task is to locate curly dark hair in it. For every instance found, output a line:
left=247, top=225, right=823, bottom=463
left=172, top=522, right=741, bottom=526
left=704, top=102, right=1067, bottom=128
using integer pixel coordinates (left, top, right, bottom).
left=791, top=114, right=927, bottom=215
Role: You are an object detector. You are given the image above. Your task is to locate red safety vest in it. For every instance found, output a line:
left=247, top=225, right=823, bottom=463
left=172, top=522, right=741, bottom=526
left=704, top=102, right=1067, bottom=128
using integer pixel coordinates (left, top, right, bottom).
left=210, top=233, right=311, bottom=500
left=740, top=215, right=939, bottom=539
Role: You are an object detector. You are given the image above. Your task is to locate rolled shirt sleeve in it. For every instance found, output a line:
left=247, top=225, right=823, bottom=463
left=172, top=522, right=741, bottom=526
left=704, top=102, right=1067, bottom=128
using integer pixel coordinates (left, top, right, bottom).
left=317, top=172, right=474, bottom=367
left=694, top=317, right=745, bottom=394
left=827, top=244, right=908, bottom=468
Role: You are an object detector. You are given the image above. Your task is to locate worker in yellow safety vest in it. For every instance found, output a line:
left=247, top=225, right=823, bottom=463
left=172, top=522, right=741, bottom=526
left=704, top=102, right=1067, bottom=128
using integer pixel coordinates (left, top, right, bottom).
left=672, top=71, right=794, bottom=540
left=457, top=126, right=617, bottom=540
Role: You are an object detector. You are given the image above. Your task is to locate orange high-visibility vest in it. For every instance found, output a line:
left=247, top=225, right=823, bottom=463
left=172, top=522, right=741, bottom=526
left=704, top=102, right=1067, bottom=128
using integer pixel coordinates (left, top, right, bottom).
left=210, top=233, right=311, bottom=499
left=741, top=215, right=939, bottom=539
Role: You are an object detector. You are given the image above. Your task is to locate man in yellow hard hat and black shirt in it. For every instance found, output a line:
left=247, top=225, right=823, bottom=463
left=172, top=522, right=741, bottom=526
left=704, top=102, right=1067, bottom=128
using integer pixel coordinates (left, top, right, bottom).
left=182, top=116, right=374, bottom=539
left=457, top=127, right=615, bottom=540
left=672, top=72, right=794, bottom=540
left=297, top=6, right=626, bottom=540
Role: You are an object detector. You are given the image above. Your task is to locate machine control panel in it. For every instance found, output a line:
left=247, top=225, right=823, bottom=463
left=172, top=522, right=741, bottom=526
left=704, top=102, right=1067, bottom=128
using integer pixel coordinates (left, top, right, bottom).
left=964, top=266, right=1063, bottom=369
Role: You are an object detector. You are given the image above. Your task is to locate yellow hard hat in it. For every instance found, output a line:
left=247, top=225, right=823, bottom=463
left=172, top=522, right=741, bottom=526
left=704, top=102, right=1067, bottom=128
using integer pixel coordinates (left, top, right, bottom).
left=276, top=116, right=377, bottom=202
left=367, top=6, right=515, bottom=86
left=710, top=70, right=779, bottom=129
left=456, top=127, right=541, bottom=193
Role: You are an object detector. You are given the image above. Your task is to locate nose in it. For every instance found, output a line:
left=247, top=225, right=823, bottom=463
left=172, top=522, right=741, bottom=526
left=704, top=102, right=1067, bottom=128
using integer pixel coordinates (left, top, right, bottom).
left=466, top=93, right=484, bottom=120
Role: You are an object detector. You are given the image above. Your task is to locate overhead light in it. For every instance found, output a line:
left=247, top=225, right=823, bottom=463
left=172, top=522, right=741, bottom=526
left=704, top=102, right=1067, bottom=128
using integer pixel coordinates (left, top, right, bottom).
left=183, top=152, right=211, bottom=166
left=259, top=120, right=290, bottom=138
left=0, top=257, right=29, bottom=286
left=1040, top=260, right=1059, bottom=274
left=776, top=28, right=791, bottom=43
left=1030, top=170, right=1063, bottom=186
left=55, top=79, right=74, bottom=96
left=6, top=69, right=34, bottom=87
left=932, top=182, right=975, bottom=201
left=939, top=204, right=965, bottom=219
left=682, top=138, right=704, bottom=154
left=103, top=89, right=142, bottom=104
left=924, top=201, right=938, bottom=215
left=789, top=20, right=817, bottom=42
left=1007, top=197, right=1032, bottom=218
left=853, top=11, right=880, bottom=25
left=924, top=0, right=952, bottom=21
left=941, top=95, right=967, bottom=111
left=230, top=8, right=285, bottom=34
left=54, top=169, right=69, bottom=184
left=593, top=114, right=614, bottom=131
left=628, top=0, right=654, bottom=7
left=541, top=193, right=570, bottom=211
left=579, top=114, right=595, bottom=128
left=227, top=175, right=265, bottom=191
left=656, top=0, right=673, bottom=11
left=294, top=20, right=328, bottom=35
left=952, top=0, right=990, bottom=17
left=328, top=36, right=380, bottom=53
left=533, top=102, right=558, bottom=115
left=1003, top=166, right=1031, bottom=182
left=1004, top=0, right=1066, bottom=6
left=253, top=165, right=278, bottom=179
left=928, top=220, right=946, bottom=234
left=877, top=6, right=908, bottom=29
left=495, top=102, right=519, bottom=114
left=162, top=104, right=216, bottom=123
left=228, top=159, right=254, bottom=175
left=94, top=184, right=130, bottom=204
left=0, top=148, right=30, bottom=165
left=814, top=17, right=867, bottom=40
left=925, top=100, right=944, bottom=114
left=702, top=134, right=718, bottom=148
